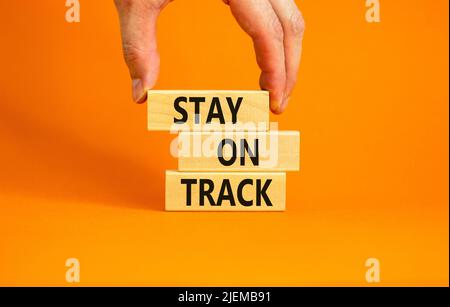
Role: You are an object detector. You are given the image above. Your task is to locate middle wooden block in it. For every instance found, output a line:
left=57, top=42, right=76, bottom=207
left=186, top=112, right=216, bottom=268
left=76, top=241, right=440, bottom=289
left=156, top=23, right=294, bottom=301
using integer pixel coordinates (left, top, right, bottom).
left=177, top=131, right=300, bottom=172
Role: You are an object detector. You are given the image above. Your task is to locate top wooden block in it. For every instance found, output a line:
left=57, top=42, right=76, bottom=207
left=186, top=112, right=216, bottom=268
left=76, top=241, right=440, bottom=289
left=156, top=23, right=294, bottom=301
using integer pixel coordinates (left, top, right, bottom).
left=147, top=90, right=269, bottom=131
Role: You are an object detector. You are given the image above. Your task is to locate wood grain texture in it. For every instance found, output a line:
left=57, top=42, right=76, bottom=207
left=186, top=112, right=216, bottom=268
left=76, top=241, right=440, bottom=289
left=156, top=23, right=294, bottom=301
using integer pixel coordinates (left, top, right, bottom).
left=177, top=131, right=300, bottom=171
left=147, top=90, right=269, bottom=131
left=165, top=171, right=286, bottom=211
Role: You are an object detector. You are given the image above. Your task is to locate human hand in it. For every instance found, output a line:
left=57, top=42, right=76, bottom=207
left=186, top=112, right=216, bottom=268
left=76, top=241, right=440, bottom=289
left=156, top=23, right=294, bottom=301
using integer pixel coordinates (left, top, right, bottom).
left=114, top=0, right=305, bottom=114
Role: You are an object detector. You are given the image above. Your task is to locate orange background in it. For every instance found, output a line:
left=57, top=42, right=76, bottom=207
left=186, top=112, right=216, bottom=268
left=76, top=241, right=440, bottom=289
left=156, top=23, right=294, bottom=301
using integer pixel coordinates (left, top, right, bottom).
left=0, top=0, right=448, bottom=286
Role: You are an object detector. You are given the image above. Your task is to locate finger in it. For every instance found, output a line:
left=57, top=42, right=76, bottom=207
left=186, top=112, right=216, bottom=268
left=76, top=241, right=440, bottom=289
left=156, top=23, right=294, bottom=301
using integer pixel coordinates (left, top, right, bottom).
left=268, top=0, right=305, bottom=112
left=114, top=0, right=166, bottom=103
left=225, top=0, right=287, bottom=114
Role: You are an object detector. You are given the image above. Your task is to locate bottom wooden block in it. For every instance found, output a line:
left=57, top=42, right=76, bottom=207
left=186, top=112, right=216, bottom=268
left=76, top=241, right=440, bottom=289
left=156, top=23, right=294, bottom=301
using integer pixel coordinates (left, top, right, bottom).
left=165, top=171, right=286, bottom=211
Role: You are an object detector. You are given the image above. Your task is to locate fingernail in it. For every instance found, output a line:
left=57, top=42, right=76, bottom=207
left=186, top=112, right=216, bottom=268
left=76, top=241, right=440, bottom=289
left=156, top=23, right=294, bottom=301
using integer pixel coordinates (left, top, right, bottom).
left=132, top=79, right=147, bottom=103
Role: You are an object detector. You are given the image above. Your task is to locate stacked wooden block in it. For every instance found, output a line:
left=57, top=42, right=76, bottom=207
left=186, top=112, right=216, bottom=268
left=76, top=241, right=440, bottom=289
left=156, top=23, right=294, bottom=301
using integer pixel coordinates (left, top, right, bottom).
left=147, top=90, right=300, bottom=211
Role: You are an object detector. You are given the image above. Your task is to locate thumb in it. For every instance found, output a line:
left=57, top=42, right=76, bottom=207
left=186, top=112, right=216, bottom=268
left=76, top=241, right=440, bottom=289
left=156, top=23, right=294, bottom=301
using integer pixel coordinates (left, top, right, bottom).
left=114, top=0, right=164, bottom=103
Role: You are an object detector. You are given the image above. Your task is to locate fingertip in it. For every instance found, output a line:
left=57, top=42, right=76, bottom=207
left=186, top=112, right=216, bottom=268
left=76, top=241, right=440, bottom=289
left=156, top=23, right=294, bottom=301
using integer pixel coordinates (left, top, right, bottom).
left=269, top=95, right=291, bottom=114
left=269, top=97, right=283, bottom=114
left=260, top=79, right=285, bottom=115
left=135, top=91, right=148, bottom=104
left=132, top=79, right=148, bottom=104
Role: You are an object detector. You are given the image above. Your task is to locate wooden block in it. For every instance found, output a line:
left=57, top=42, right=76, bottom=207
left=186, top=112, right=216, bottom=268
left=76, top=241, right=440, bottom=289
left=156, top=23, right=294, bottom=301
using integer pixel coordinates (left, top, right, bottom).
left=165, top=171, right=286, bottom=211
left=147, top=90, right=269, bottom=131
left=177, top=131, right=300, bottom=172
